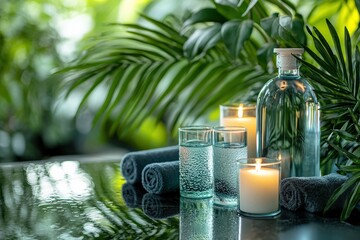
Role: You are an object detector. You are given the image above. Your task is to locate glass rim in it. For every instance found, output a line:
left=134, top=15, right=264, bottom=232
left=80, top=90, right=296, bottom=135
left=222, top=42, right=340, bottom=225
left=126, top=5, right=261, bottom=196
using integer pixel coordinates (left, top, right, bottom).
left=213, top=126, right=247, bottom=133
left=238, top=157, right=280, bottom=167
left=220, top=104, right=256, bottom=110
left=178, top=125, right=213, bottom=132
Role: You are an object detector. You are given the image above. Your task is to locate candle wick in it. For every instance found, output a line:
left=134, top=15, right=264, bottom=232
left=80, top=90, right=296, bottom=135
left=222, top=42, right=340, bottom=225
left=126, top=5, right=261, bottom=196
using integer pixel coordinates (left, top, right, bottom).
left=255, top=158, right=262, bottom=172
left=238, top=104, right=243, bottom=118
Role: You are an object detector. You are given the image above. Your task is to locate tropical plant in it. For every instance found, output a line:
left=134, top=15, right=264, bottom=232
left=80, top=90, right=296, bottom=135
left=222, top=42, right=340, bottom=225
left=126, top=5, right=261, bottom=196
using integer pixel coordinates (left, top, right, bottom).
left=60, top=0, right=360, bottom=220
left=300, top=20, right=360, bottom=221
left=60, top=0, right=306, bottom=138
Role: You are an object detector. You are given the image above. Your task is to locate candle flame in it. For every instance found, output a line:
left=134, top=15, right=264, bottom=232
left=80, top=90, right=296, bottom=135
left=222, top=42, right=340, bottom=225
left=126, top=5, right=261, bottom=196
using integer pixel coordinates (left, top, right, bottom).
left=238, top=104, right=243, bottom=118
left=255, top=158, right=262, bottom=172
left=278, top=153, right=282, bottom=160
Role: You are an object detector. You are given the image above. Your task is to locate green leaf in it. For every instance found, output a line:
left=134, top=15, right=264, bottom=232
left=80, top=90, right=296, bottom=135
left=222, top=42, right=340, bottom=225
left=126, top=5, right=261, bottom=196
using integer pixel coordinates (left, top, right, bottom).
left=213, top=0, right=243, bottom=19
left=355, top=0, right=360, bottom=15
left=183, top=8, right=227, bottom=27
left=347, top=108, right=360, bottom=133
left=341, top=181, right=360, bottom=221
left=213, top=0, right=259, bottom=19
left=312, top=27, right=337, bottom=67
left=184, top=24, right=222, bottom=59
left=305, top=27, right=337, bottom=74
left=260, top=13, right=280, bottom=38
left=324, top=172, right=360, bottom=214
left=345, top=27, right=354, bottom=89
left=355, top=46, right=360, bottom=99
left=291, top=14, right=307, bottom=46
left=221, top=20, right=253, bottom=59
left=333, top=130, right=358, bottom=142
left=266, top=0, right=293, bottom=16
left=139, top=14, right=186, bottom=44
left=326, top=19, right=348, bottom=82
left=75, top=69, right=113, bottom=115
left=260, top=13, right=305, bottom=46
left=240, top=0, right=259, bottom=17
left=256, top=43, right=276, bottom=69
left=329, top=142, right=360, bottom=164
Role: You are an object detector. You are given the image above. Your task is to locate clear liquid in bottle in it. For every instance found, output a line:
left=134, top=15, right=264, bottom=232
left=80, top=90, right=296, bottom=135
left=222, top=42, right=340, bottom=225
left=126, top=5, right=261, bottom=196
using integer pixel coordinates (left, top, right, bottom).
left=256, top=48, right=320, bottom=178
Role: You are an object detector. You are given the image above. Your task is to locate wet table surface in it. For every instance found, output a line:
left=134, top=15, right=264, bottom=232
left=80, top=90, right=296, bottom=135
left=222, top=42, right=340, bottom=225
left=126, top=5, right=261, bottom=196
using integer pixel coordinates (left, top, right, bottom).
left=0, top=154, right=359, bottom=240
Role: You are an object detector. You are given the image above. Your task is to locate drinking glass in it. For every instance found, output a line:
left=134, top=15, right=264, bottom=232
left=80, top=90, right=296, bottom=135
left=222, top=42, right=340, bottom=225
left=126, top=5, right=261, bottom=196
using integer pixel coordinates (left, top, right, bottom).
left=213, top=126, right=247, bottom=206
left=179, top=126, right=213, bottom=198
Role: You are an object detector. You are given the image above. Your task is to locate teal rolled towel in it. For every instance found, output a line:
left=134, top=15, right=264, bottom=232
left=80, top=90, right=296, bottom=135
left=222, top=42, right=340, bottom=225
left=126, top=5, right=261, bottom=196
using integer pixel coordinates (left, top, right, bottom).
left=120, top=146, right=179, bottom=184
left=142, top=193, right=179, bottom=219
left=280, top=173, right=348, bottom=212
left=142, top=161, right=179, bottom=194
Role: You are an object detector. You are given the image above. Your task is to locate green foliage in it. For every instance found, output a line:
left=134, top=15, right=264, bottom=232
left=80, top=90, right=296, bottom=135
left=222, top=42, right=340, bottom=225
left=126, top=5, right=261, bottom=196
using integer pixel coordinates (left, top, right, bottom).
left=0, top=0, right=127, bottom=161
left=300, top=20, right=360, bottom=221
left=62, top=0, right=309, bottom=138
left=0, top=0, right=65, bottom=160
left=60, top=0, right=360, bottom=220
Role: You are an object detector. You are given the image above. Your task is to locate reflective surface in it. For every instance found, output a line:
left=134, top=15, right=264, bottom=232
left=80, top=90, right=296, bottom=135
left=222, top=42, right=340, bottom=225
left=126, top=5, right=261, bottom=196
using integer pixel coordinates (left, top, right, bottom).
left=0, top=155, right=359, bottom=239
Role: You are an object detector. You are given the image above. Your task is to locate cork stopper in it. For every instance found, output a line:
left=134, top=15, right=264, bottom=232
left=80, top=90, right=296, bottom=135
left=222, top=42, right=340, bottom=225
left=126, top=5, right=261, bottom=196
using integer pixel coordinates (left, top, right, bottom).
left=274, top=48, right=304, bottom=70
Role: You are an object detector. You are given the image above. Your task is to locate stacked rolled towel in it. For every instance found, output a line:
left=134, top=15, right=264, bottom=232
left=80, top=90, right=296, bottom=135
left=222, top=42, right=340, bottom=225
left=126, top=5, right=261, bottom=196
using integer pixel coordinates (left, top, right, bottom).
left=142, top=193, right=180, bottom=219
left=280, top=173, right=348, bottom=212
left=121, top=146, right=179, bottom=184
left=142, top=161, right=179, bottom=194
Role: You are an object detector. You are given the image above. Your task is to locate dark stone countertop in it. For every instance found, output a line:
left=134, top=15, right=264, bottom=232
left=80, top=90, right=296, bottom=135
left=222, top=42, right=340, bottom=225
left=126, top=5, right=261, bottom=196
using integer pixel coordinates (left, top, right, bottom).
left=0, top=155, right=359, bottom=239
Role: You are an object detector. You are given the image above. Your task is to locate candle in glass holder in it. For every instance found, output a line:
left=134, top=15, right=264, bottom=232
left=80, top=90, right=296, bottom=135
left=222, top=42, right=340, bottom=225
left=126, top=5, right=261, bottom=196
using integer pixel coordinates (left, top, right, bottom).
left=238, top=158, right=281, bottom=218
left=220, top=104, right=256, bottom=157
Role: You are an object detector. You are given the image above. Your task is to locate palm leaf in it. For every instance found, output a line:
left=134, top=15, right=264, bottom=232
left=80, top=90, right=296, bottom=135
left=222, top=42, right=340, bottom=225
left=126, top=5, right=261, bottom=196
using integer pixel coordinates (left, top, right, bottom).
left=300, top=19, right=360, bottom=220
left=59, top=15, right=272, bottom=138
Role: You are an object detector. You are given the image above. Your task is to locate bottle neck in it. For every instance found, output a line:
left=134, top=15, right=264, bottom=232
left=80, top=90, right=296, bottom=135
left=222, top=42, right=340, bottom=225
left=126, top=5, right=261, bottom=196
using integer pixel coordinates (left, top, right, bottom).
left=276, top=54, right=301, bottom=78
left=278, top=67, right=300, bottom=77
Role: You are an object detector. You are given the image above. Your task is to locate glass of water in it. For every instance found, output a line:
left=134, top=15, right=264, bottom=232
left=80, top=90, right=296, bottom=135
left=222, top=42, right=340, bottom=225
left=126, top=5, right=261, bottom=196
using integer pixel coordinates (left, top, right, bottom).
left=179, top=126, right=213, bottom=198
left=213, top=126, right=247, bottom=206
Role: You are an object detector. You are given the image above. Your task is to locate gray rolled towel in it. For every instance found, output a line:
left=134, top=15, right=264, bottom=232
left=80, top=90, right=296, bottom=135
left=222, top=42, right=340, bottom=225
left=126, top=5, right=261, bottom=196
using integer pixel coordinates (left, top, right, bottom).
left=120, top=146, right=179, bottom=184
left=142, top=193, right=179, bottom=219
left=142, top=161, right=179, bottom=194
left=280, top=173, right=348, bottom=212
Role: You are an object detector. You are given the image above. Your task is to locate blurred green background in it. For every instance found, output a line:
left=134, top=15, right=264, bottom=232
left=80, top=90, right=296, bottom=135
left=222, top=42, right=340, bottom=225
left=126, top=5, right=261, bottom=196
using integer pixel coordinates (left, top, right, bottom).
left=0, top=0, right=209, bottom=162
left=0, top=0, right=358, bottom=162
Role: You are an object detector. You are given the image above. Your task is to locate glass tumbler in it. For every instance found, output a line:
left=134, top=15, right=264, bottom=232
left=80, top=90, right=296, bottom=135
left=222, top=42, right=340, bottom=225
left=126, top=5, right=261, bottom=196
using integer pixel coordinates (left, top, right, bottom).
left=179, top=126, right=213, bottom=198
left=213, top=126, right=247, bottom=206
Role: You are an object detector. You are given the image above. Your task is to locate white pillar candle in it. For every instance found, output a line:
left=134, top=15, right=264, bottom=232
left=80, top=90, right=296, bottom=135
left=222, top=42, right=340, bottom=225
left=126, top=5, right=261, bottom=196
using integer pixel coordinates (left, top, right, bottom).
left=220, top=105, right=256, bottom=157
left=239, top=160, right=280, bottom=214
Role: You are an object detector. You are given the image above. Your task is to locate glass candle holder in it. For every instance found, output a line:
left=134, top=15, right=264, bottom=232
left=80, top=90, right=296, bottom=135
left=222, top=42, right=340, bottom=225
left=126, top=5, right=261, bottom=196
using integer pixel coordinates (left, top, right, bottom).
left=219, top=104, right=256, bottom=158
left=238, top=157, right=281, bottom=218
left=213, top=126, right=247, bottom=206
left=179, top=126, right=213, bottom=198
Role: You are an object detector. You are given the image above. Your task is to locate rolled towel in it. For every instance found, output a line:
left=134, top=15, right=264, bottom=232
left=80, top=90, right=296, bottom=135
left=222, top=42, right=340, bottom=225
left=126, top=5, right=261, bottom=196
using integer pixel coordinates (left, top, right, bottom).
left=280, top=173, right=348, bottom=212
left=121, top=146, right=179, bottom=184
left=122, top=183, right=146, bottom=208
left=142, top=161, right=179, bottom=194
left=142, top=193, right=180, bottom=219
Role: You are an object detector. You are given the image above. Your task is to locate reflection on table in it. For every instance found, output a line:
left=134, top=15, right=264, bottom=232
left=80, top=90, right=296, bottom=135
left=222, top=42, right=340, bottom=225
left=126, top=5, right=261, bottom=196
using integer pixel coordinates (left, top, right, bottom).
left=0, top=155, right=359, bottom=239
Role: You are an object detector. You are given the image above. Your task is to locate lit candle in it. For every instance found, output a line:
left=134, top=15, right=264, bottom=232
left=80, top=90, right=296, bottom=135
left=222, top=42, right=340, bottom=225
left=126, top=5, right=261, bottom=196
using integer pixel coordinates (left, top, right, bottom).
left=239, top=158, right=280, bottom=215
left=220, top=104, right=256, bottom=157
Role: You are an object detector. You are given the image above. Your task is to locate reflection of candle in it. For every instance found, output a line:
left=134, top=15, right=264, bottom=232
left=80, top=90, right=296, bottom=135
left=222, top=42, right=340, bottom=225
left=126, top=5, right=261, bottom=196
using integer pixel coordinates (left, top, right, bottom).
left=239, top=160, right=279, bottom=214
left=220, top=104, right=256, bottom=157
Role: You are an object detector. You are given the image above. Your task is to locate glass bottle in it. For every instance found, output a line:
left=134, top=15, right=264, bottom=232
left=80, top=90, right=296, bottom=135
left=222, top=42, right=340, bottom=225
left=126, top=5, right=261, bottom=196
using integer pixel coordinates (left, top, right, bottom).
left=256, top=48, right=320, bottom=178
